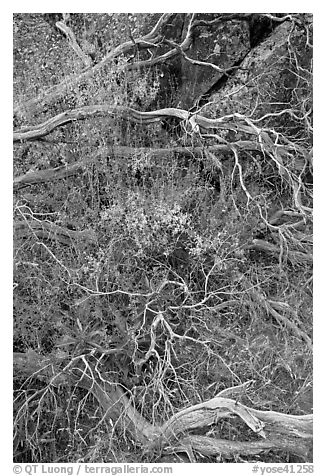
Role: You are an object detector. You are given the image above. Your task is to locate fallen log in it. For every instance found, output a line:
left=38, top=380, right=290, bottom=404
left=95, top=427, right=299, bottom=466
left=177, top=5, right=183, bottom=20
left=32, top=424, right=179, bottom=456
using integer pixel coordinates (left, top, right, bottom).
left=13, top=105, right=257, bottom=142
left=13, top=351, right=313, bottom=461
left=14, top=220, right=97, bottom=247
left=13, top=163, right=84, bottom=190
left=13, top=142, right=260, bottom=190
left=247, top=239, right=313, bottom=264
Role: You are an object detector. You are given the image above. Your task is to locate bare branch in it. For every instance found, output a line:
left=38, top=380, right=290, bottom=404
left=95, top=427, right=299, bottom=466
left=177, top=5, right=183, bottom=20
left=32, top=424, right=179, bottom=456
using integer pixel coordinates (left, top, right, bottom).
left=14, top=351, right=313, bottom=459
left=56, top=21, right=93, bottom=67
left=14, top=14, right=174, bottom=117
left=14, top=219, right=97, bottom=247
left=13, top=141, right=261, bottom=190
left=13, top=105, right=264, bottom=142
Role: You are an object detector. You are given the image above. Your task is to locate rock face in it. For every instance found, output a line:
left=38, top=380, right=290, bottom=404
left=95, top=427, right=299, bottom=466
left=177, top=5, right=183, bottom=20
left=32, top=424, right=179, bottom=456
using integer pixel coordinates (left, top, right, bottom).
left=187, top=16, right=312, bottom=126
left=175, top=15, right=251, bottom=109
left=157, top=14, right=312, bottom=118
left=153, top=14, right=250, bottom=110
left=205, top=19, right=312, bottom=119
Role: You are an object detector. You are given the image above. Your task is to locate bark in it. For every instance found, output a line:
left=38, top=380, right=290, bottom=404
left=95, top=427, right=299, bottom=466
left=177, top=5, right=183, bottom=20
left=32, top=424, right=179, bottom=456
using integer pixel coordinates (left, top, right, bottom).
left=265, top=299, right=312, bottom=349
left=14, top=220, right=97, bottom=247
left=13, top=104, right=262, bottom=142
left=13, top=105, right=310, bottom=216
left=238, top=279, right=312, bottom=350
left=13, top=163, right=84, bottom=190
left=14, top=351, right=313, bottom=461
left=13, top=142, right=260, bottom=190
left=247, top=239, right=313, bottom=264
left=170, top=434, right=310, bottom=459
left=56, top=21, right=93, bottom=67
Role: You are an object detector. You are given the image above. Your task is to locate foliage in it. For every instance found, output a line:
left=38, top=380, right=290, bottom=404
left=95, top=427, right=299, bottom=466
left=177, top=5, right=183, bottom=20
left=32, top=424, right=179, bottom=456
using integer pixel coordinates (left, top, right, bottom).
left=13, top=13, right=312, bottom=463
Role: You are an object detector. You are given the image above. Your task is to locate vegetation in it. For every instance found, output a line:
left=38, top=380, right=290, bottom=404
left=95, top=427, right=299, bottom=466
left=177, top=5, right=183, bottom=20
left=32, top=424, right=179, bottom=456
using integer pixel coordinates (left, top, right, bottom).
left=13, top=13, right=313, bottom=463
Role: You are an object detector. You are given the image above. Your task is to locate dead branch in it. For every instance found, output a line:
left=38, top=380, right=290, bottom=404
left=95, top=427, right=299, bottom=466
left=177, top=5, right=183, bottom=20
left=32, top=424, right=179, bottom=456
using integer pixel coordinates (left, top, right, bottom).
left=13, top=142, right=261, bottom=190
left=14, top=219, right=97, bottom=247
left=14, top=351, right=313, bottom=460
left=13, top=14, right=174, bottom=117
left=247, top=239, right=313, bottom=264
left=13, top=163, right=84, bottom=190
left=12, top=105, right=261, bottom=142
left=241, top=278, right=312, bottom=349
left=126, top=13, right=196, bottom=71
left=13, top=106, right=312, bottom=220
left=128, top=13, right=299, bottom=72
left=265, top=300, right=312, bottom=349
left=56, top=21, right=93, bottom=67
left=170, top=434, right=310, bottom=459
left=13, top=12, right=302, bottom=119
left=163, top=37, right=236, bottom=75
left=13, top=105, right=191, bottom=142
